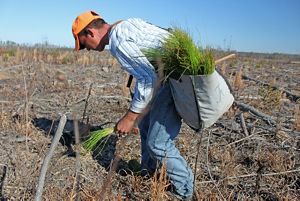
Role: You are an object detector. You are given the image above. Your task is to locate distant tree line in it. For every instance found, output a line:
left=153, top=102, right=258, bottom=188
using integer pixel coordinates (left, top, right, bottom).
left=0, top=40, right=71, bottom=50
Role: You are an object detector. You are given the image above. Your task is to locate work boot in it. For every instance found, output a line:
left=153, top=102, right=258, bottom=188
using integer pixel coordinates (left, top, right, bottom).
left=166, top=191, right=193, bottom=201
left=166, top=184, right=193, bottom=201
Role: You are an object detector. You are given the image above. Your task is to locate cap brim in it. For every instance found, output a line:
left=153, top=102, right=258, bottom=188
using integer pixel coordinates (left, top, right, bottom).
left=74, top=35, right=85, bottom=51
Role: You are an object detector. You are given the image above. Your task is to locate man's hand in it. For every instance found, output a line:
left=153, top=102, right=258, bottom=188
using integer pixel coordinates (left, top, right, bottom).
left=115, top=110, right=139, bottom=135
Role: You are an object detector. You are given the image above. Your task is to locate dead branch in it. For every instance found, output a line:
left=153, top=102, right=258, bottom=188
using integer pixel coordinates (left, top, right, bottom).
left=214, top=122, right=241, bottom=134
left=226, top=133, right=257, bottom=147
left=98, top=155, right=121, bottom=201
left=248, top=123, right=300, bottom=138
left=35, top=114, right=67, bottom=201
left=215, top=54, right=236, bottom=64
left=93, top=83, right=118, bottom=88
left=239, top=112, right=249, bottom=136
left=193, top=131, right=203, bottom=196
left=96, top=95, right=131, bottom=101
left=234, top=101, right=276, bottom=125
left=82, top=83, right=93, bottom=123
left=206, top=130, right=226, bottom=200
left=0, top=100, right=20, bottom=104
left=0, top=64, right=26, bottom=71
left=0, top=135, right=32, bottom=143
left=241, top=74, right=299, bottom=102
left=71, top=119, right=81, bottom=201
left=98, top=134, right=135, bottom=200
left=199, top=168, right=300, bottom=185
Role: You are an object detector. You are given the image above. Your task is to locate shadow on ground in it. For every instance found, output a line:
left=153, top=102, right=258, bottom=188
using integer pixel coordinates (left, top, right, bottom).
left=32, top=117, right=139, bottom=176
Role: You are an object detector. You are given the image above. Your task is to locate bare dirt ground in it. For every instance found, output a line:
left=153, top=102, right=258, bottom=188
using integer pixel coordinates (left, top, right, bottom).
left=0, top=46, right=299, bottom=200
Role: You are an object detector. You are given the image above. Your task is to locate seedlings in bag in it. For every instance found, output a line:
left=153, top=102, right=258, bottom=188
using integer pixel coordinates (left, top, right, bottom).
left=144, top=27, right=215, bottom=78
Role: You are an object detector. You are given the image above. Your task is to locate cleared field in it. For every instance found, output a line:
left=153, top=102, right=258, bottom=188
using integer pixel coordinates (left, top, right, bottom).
left=0, top=46, right=299, bottom=200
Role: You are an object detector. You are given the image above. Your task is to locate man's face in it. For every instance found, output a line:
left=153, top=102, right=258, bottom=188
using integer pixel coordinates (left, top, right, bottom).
left=78, top=26, right=108, bottom=51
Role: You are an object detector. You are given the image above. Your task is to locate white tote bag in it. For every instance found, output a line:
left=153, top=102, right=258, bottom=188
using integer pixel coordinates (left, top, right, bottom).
left=169, top=70, right=234, bottom=130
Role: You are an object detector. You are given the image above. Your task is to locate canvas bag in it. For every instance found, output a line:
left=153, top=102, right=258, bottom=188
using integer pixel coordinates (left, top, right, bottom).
left=169, top=69, right=234, bottom=131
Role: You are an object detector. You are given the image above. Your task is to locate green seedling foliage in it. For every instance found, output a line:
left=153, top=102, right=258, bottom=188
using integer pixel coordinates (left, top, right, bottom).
left=83, top=127, right=114, bottom=152
left=143, top=27, right=215, bottom=78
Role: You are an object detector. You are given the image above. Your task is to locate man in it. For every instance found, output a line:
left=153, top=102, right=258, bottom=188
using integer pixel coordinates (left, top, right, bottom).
left=72, top=10, right=193, bottom=200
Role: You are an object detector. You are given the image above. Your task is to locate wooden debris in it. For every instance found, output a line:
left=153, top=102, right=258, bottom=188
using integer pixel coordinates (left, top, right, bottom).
left=241, top=74, right=299, bottom=102
left=35, top=114, right=67, bottom=201
left=235, top=101, right=276, bottom=125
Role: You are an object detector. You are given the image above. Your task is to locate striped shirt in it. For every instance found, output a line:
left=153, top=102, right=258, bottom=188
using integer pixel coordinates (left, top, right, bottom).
left=109, top=18, right=170, bottom=113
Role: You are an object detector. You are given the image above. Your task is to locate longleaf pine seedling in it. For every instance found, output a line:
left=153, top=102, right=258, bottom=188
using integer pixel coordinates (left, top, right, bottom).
left=143, top=27, right=215, bottom=79
left=83, top=127, right=114, bottom=152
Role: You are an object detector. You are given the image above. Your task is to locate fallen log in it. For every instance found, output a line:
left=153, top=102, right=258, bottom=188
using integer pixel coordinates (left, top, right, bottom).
left=241, top=74, right=299, bottom=102
left=199, top=168, right=300, bottom=184
left=239, top=112, right=249, bottom=136
left=234, top=101, right=276, bottom=126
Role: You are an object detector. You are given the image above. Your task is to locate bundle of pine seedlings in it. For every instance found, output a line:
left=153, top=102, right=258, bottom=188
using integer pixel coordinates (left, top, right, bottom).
left=144, top=27, right=215, bottom=79
left=83, top=127, right=114, bottom=152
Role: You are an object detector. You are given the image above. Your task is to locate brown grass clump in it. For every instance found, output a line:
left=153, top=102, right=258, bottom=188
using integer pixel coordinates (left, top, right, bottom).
left=208, top=145, right=238, bottom=177
left=233, top=68, right=244, bottom=90
left=258, top=86, right=283, bottom=110
left=256, top=148, right=295, bottom=172
left=150, top=162, right=170, bottom=201
left=0, top=111, right=36, bottom=138
left=0, top=111, right=11, bottom=130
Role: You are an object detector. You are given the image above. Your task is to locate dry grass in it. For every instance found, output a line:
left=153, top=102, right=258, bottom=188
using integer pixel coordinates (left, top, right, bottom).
left=0, top=46, right=115, bottom=67
left=258, top=86, right=283, bottom=110
left=150, top=162, right=170, bottom=201
left=233, top=68, right=244, bottom=90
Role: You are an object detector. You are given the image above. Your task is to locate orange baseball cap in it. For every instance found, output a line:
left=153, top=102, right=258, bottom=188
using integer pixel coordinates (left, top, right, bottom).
left=72, top=11, right=102, bottom=50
